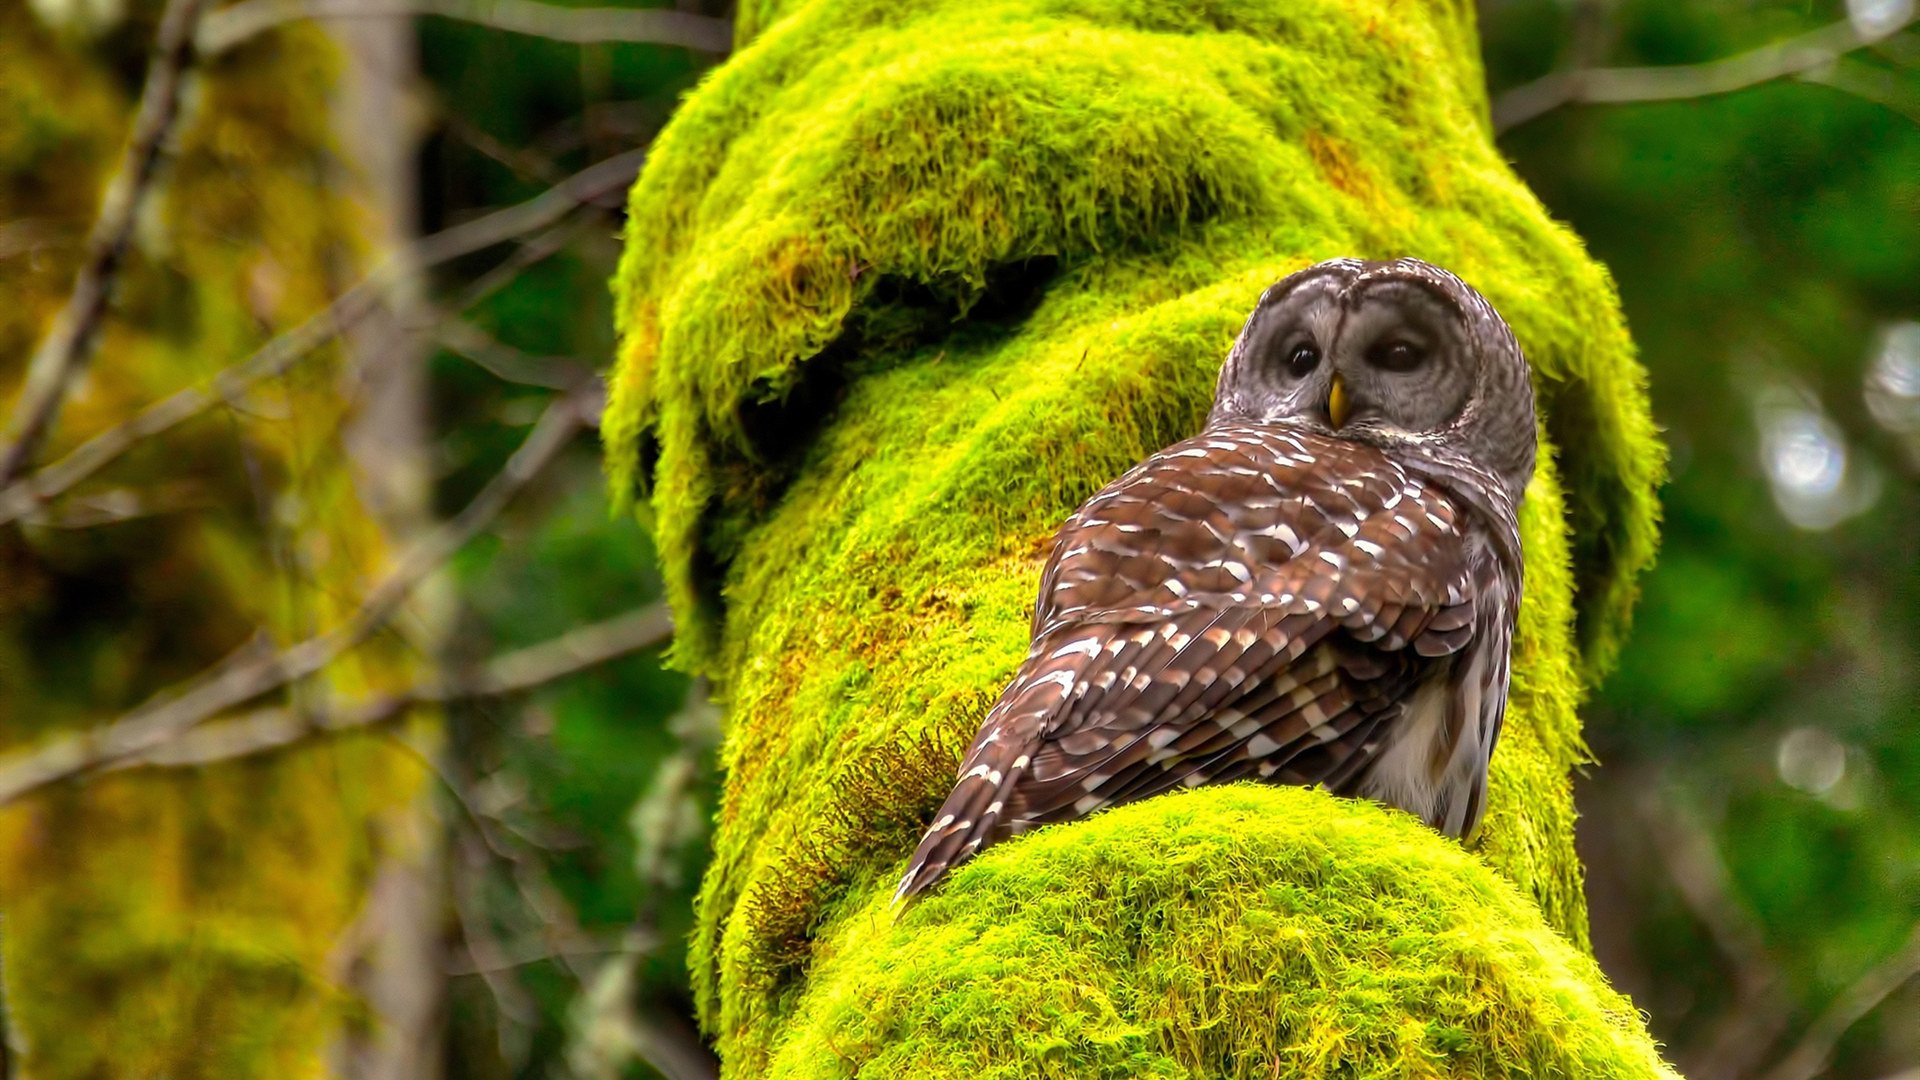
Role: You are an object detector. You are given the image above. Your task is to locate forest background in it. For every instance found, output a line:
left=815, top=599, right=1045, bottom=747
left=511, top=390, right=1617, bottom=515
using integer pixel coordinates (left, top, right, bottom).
left=0, top=0, right=1915, bottom=1078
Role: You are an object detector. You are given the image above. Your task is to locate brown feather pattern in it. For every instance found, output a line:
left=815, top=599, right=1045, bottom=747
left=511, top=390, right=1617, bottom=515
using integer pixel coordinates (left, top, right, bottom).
left=896, top=422, right=1520, bottom=903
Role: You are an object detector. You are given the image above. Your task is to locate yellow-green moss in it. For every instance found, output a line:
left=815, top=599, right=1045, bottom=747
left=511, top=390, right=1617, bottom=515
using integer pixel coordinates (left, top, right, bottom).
left=0, top=7, right=425, bottom=1076
left=605, top=0, right=1667, bottom=1073
left=771, top=785, right=1675, bottom=1079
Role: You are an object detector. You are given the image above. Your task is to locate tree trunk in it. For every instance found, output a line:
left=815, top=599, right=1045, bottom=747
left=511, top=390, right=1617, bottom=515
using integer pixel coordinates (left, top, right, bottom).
left=604, top=0, right=1671, bottom=1075
left=0, top=5, right=431, bottom=1075
left=327, top=14, right=449, bottom=1080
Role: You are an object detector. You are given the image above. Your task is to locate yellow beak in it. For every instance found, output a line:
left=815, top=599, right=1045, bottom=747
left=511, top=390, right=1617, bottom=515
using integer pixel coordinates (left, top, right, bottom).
left=1327, top=375, right=1350, bottom=430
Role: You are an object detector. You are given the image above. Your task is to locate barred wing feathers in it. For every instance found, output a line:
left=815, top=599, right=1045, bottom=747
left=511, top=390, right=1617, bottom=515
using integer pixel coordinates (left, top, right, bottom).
left=895, top=424, right=1488, bottom=903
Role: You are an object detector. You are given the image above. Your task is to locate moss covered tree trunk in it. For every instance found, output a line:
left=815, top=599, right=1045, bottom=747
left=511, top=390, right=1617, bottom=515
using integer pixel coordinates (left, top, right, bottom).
left=0, top=4, right=433, bottom=1074
left=606, top=0, right=1671, bottom=1075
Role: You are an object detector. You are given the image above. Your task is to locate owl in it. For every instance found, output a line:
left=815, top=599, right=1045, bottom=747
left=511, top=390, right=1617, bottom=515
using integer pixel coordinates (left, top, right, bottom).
left=895, top=257, right=1536, bottom=903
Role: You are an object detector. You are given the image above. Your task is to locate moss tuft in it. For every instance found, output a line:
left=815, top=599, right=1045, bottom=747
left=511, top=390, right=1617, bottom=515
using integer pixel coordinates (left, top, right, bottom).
left=607, top=0, right=1667, bottom=1072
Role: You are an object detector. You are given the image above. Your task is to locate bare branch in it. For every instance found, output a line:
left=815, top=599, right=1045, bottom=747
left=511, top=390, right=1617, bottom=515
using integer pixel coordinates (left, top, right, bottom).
left=1762, top=920, right=1920, bottom=1080
left=0, top=219, right=64, bottom=264
left=1799, top=61, right=1920, bottom=125
left=452, top=829, right=542, bottom=1032
left=416, top=147, right=646, bottom=263
left=428, top=723, right=717, bottom=1080
left=571, top=946, right=720, bottom=1080
left=442, top=108, right=567, bottom=185
left=0, top=0, right=213, bottom=485
left=8, top=482, right=213, bottom=528
left=450, top=219, right=591, bottom=314
left=0, top=289, right=374, bottom=526
left=438, top=319, right=595, bottom=390
left=1494, top=13, right=1917, bottom=132
left=0, top=147, right=645, bottom=527
left=624, top=1013, right=719, bottom=1080
left=465, top=604, right=671, bottom=697
left=444, top=932, right=623, bottom=976
left=200, top=0, right=730, bottom=55
left=0, top=386, right=606, bottom=806
left=108, top=603, right=673, bottom=770
left=571, top=680, right=721, bottom=1080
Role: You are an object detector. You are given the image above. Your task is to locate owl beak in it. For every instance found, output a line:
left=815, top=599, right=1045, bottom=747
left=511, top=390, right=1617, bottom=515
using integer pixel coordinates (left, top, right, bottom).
left=1327, top=375, right=1351, bottom=430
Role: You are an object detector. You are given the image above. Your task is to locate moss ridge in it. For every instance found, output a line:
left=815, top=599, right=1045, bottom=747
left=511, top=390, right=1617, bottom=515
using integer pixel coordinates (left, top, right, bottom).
left=770, top=785, right=1676, bottom=1079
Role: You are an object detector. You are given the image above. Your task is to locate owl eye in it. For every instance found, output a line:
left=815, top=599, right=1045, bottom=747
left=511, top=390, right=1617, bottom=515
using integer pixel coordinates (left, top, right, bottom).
left=1368, top=340, right=1425, bottom=372
left=1285, top=343, right=1320, bottom=378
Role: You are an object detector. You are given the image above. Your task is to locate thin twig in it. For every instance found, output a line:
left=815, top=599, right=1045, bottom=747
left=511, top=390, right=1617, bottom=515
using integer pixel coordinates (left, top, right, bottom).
left=430, top=739, right=715, bottom=1080
left=1762, top=920, right=1920, bottom=1080
left=1799, top=61, right=1920, bottom=126
left=0, top=0, right=213, bottom=485
left=0, top=148, right=645, bottom=527
left=449, top=219, right=591, bottom=314
left=444, top=934, right=624, bottom=976
left=569, top=680, right=721, bottom=1080
left=439, top=106, right=566, bottom=185
left=1638, top=786, right=1798, bottom=1080
left=1494, top=13, right=1918, bottom=132
left=417, top=147, right=645, bottom=264
left=199, top=0, right=730, bottom=55
left=0, top=219, right=64, bottom=263
left=8, top=482, right=213, bottom=528
left=436, top=754, right=598, bottom=996
left=0, top=386, right=604, bottom=806
left=0, top=287, right=375, bottom=526
left=438, top=319, right=595, bottom=390
left=452, top=829, right=542, bottom=1029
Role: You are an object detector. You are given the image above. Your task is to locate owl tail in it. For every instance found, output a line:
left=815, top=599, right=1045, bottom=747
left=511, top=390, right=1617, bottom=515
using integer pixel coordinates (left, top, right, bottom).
left=892, top=710, right=1040, bottom=906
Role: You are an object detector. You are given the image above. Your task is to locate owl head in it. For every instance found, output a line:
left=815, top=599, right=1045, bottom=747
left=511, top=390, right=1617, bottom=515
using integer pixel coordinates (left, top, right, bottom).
left=1209, top=257, right=1537, bottom=504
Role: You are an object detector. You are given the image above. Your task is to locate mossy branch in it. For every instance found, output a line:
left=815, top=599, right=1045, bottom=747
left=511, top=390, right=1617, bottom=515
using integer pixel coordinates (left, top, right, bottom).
left=605, top=0, right=1672, bottom=1074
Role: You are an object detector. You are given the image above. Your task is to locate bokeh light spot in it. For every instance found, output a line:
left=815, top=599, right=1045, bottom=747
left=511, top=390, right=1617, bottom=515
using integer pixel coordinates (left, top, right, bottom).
left=1775, top=726, right=1848, bottom=796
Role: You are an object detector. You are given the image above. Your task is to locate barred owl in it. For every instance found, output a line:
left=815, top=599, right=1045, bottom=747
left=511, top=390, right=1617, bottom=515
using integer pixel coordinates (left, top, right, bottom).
left=896, top=257, right=1536, bottom=903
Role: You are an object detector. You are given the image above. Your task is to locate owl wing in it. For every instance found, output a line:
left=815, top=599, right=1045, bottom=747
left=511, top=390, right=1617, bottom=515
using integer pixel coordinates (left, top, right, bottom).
left=896, top=425, right=1483, bottom=902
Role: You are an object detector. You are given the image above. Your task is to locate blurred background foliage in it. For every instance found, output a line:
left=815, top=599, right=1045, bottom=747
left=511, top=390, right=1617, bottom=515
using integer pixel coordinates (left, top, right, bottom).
left=1482, top=3, right=1920, bottom=1078
left=0, top=0, right=1915, bottom=1078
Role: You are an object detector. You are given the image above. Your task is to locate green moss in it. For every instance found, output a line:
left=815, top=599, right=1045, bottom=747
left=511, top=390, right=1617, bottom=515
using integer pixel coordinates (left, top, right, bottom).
left=606, top=0, right=1667, bottom=1072
left=771, top=785, right=1674, bottom=1079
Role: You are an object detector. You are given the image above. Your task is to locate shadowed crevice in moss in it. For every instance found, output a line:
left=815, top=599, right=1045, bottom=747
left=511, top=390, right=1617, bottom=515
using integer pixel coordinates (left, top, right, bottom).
left=607, top=0, right=1667, bottom=1073
left=663, top=255, right=1072, bottom=638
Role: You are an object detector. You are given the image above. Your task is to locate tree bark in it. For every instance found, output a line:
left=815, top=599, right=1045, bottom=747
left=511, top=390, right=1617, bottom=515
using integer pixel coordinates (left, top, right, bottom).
left=327, top=13, right=450, bottom=1080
